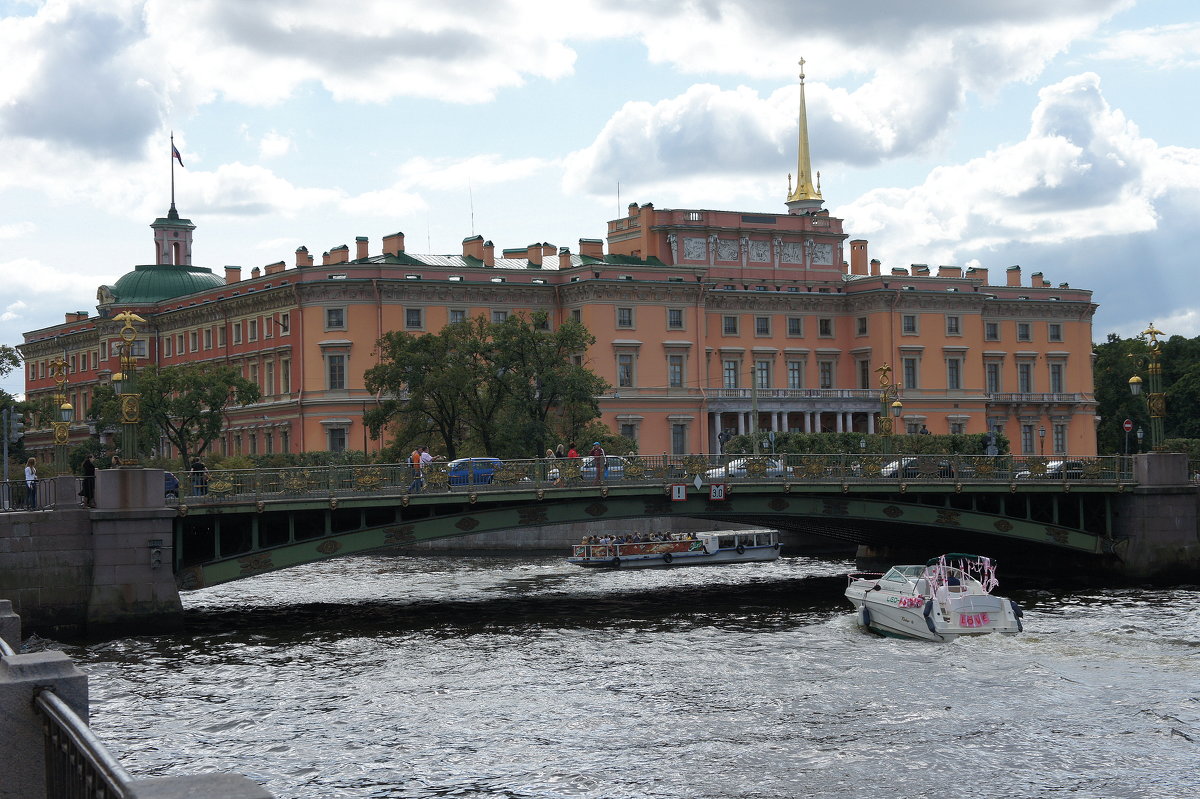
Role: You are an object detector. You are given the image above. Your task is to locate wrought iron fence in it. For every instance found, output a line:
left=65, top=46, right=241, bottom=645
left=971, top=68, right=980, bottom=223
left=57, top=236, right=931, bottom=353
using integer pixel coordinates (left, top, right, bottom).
left=165, top=453, right=1133, bottom=505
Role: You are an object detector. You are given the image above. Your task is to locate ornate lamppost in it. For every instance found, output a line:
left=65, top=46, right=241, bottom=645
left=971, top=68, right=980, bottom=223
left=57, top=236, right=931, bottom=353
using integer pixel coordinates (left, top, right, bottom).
left=1038, top=425, right=1046, bottom=457
left=48, top=355, right=74, bottom=474
left=111, top=311, right=147, bottom=466
left=876, top=364, right=904, bottom=455
left=1128, top=323, right=1166, bottom=451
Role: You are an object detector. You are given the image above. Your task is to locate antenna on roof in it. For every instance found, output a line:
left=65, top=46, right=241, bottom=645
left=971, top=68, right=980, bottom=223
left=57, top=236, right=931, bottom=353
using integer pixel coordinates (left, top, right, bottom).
left=469, top=179, right=475, bottom=237
left=617, top=180, right=621, bottom=218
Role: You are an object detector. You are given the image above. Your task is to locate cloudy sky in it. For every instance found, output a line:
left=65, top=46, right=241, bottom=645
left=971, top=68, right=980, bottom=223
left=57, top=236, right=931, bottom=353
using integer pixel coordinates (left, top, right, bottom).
left=2, top=0, right=1199, bottom=397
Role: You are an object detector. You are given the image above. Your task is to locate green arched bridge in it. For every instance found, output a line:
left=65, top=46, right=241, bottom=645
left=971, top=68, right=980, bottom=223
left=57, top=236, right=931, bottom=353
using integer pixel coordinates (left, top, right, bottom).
left=171, top=454, right=1135, bottom=589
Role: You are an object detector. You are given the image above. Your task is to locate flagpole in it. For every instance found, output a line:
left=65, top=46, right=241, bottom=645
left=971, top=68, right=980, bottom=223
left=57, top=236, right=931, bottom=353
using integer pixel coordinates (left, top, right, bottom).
left=170, top=131, right=176, bottom=209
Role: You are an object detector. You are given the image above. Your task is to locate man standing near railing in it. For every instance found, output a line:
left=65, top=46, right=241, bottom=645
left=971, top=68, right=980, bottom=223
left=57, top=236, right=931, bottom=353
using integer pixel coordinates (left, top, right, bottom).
left=409, top=446, right=431, bottom=493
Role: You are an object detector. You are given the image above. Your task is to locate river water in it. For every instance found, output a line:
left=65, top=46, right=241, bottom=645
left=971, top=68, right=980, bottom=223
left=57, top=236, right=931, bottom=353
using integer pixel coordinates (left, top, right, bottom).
left=59, top=544, right=1200, bottom=799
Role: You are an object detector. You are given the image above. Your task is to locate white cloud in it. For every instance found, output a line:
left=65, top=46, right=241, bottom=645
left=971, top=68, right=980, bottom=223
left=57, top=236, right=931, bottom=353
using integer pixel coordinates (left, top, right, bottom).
left=0, top=300, right=28, bottom=323
left=0, top=222, right=35, bottom=240
left=1094, top=22, right=1200, bottom=69
left=834, top=73, right=1200, bottom=336
left=258, top=131, right=292, bottom=159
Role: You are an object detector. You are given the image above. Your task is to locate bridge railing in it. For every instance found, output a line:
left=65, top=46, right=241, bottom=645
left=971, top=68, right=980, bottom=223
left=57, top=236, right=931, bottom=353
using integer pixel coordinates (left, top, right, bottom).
left=165, top=454, right=1133, bottom=505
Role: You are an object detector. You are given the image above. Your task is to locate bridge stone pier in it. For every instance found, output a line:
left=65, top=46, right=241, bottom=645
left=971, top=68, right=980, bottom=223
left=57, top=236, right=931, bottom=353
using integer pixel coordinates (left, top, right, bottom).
left=0, top=468, right=181, bottom=638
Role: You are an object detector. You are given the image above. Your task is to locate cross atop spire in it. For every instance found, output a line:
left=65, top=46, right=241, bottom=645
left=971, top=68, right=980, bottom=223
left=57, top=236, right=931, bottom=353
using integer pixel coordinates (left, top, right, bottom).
left=786, top=58, right=823, bottom=214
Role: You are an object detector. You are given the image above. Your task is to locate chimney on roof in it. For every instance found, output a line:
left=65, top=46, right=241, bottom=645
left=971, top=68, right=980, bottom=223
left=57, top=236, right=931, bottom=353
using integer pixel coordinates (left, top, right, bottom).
left=295, top=246, right=313, bottom=267
left=483, top=240, right=495, bottom=267
left=382, top=232, right=405, bottom=257
left=578, top=238, right=603, bottom=259
left=251, top=267, right=261, bottom=279
left=526, top=243, right=543, bottom=267
left=627, top=202, right=639, bottom=217
left=541, top=242, right=555, bottom=258
left=938, top=265, right=962, bottom=278
left=1007, top=265, right=1021, bottom=286
left=870, top=258, right=881, bottom=276
left=356, top=236, right=369, bottom=261
left=965, top=267, right=989, bottom=284
left=225, top=266, right=242, bottom=285
left=463, top=235, right=484, bottom=262
left=265, top=261, right=285, bottom=275
left=329, top=244, right=349, bottom=265
left=559, top=247, right=572, bottom=269
left=850, top=240, right=868, bottom=275
left=1031, top=271, right=1049, bottom=287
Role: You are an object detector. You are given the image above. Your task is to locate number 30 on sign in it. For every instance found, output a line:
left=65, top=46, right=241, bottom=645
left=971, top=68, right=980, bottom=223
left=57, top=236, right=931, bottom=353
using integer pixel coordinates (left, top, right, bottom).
left=709, top=484, right=727, bottom=501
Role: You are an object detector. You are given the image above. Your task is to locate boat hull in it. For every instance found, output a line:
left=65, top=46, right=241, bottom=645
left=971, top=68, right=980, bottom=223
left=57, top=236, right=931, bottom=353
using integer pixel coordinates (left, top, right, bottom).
left=568, top=536, right=780, bottom=569
left=569, top=547, right=779, bottom=569
left=846, top=585, right=1022, bottom=642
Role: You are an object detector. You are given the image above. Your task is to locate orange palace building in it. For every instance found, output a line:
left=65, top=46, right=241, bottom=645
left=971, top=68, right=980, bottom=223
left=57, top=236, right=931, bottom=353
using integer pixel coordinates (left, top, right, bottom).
left=20, top=71, right=1098, bottom=461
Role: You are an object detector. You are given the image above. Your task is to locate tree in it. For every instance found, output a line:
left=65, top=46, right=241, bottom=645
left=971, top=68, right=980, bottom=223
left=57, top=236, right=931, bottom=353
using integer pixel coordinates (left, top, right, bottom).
left=366, top=312, right=609, bottom=459
left=92, top=363, right=261, bottom=466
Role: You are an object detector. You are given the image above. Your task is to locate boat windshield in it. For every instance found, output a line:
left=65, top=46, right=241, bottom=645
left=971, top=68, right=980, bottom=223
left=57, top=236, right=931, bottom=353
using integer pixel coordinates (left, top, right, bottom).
left=882, top=565, right=923, bottom=584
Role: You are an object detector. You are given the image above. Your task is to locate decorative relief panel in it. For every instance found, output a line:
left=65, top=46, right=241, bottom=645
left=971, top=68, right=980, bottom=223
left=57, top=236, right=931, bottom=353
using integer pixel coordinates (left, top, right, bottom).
left=716, top=239, right=740, bottom=261
left=683, top=237, right=707, bottom=261
left=781, top=242, right=804, bottom=263
left=813, top=243, right=834, bottom=265
left=749, top=240, right=771, bottom=263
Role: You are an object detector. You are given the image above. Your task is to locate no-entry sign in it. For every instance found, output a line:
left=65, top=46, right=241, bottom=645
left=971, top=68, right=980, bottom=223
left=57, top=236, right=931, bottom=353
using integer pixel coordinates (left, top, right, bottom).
left=1123, top=418, right=1134, bottom=433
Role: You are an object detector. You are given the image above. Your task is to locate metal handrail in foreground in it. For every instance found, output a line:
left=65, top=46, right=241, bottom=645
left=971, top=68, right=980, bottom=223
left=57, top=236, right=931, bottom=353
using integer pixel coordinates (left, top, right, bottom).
left=36, top=687, right=134, bottom=799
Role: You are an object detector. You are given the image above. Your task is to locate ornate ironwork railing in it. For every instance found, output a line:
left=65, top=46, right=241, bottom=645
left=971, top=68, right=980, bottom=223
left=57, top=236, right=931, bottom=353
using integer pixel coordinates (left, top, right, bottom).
left=166, top=453, right=1134, bottom=505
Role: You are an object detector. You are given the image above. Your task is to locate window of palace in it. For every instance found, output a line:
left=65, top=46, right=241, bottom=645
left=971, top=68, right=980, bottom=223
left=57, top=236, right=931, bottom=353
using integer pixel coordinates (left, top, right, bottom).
left=326, top=308, right=346, bottom=330
left=986, top=362, right=1001, bottom=393
left=818, top=360, right=834, bottom=389
left=723, top=359, right=740, bottom=389
left=1048, top=322, right=1063, bottom=342
left=327, top=354, right=346, bottom=391
left=723, top=316, right=739, bottom=335
left=617, top=307, right=634, bottom=328
left=668, top=308, right=684, bottom=330
left=787, top=317, right=803, bottom=337
left=818, top=318, right=833, bottom=337
left=985, top=321, right=999, bottom=340
left=902, top=315, right=918, bottom=335
left=787, top=360, right=804, bottom=389
left=668, top=354, right=684, bottom=388
left=1049, top=362, right=1065, bottom=394
left=755, top=316, right=770, bottom=336
left=856, top=317, right=868, bottom=336
left=492, top=310, right=508, bottom=323
left=1018, top=362, right=1033, bottom=393
left=946, top=357, right=962, bottom=390
left=449, top=309, right=466, bottom=324
left=406, top=308, right=423, bottom=330
left=1017, top=322, right=1031, bottom=341
left=279, top=312, right=290, bottom=335
left=617, top=353, right=635, bottom=388
left=945, top=315, right=961, bottom=335
left=755, top=360, right=771, bottom=389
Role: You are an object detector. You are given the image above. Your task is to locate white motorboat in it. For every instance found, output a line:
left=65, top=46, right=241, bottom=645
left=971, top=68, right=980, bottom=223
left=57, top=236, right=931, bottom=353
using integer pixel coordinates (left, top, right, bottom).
left=567, top=531, right=780, bottom=569
left=844, top=553, right=1023, bottom=641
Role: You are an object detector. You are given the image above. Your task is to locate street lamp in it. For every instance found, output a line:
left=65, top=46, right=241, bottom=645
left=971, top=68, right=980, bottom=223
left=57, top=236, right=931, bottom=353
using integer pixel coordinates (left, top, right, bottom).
left=876, top=364, right=903, bottom=455
left=111, top=310, right=147, bottom=466
left=1128, top=323, right=1166, bottom=451
left=1038, top=425, right=1046, bottom=456
left=1136, top=426, right=1145, bottom=452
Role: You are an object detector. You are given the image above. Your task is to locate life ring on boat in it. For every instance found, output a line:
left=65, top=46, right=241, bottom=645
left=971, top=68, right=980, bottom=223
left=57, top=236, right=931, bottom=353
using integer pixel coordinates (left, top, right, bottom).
left=611, top=557, right=621, bottom=568
left=774, top=543, right=781, bottom=550
left=662, top=552, right=673, bottom=564
left=736, top=544, right=745, bottom=555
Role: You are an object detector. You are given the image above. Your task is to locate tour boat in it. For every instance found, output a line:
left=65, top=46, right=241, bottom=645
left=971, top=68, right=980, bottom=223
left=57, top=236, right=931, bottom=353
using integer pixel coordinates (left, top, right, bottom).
left=844, top=553, right=1023, bottom=641
left=568, top=531, right=781, bottom=569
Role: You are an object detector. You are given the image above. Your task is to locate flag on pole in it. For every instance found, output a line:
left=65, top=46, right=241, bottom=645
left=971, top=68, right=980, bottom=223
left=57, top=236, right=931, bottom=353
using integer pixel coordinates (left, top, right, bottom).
left=172, top=144, right=184, bottom=168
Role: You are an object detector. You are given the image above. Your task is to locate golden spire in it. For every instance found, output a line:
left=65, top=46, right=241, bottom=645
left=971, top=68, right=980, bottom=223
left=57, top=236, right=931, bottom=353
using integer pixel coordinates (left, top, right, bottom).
left=786, top=58, right=823, bottom=211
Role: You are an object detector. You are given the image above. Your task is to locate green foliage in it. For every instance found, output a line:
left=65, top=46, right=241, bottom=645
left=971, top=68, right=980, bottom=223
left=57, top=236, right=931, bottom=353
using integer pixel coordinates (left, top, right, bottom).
left=1094, top=331, right=1200, bottom=452
left=90, top=363, right=262, bottom=466
left=366, top=311, right=609, bottom=459
left=724, top=431, right=1008, bottom=456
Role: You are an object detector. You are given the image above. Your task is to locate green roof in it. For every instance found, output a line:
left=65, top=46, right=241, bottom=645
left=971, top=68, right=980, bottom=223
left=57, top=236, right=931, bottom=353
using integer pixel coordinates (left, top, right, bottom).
left=110, top=264, right=224, bottom=304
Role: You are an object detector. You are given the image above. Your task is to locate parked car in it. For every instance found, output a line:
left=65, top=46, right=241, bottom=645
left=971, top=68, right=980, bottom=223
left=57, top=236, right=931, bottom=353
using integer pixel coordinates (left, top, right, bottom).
left=548, top=455, right=629, bottom=482
left=1014, top=460, right=1086, bottom=479
left=164, top=471, right=180, bottom=498
left=447, top=457, right=503, bottom=486
left=879, top=457, right=959, bottom=479
left=703, top=457, right=793, bottom=480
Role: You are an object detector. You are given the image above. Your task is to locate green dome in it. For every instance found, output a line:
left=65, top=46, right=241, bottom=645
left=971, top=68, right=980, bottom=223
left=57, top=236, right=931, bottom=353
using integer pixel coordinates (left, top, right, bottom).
left=110, top=264, right=224, bottom=304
